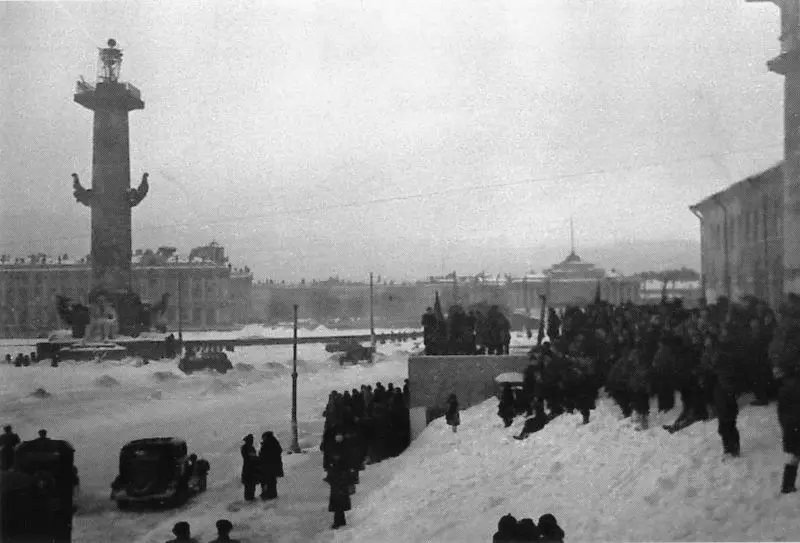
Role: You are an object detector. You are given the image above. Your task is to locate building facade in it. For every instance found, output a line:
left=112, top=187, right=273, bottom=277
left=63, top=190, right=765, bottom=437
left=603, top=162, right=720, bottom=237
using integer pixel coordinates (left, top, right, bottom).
left=690, top=164, right=784, bottom=308
left=0, top=242, right=253, bottom=338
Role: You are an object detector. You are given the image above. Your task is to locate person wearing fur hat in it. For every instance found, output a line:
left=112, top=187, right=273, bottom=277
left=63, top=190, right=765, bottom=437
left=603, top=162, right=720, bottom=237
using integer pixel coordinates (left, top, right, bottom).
left=240, top=434, right=258, bottom=501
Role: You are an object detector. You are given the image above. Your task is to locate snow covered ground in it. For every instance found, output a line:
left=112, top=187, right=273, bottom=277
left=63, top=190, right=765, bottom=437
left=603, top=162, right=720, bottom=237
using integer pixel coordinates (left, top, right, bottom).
left=0, top=339, right=418, bottom=543
left=6, top=329, right=797, bottom=542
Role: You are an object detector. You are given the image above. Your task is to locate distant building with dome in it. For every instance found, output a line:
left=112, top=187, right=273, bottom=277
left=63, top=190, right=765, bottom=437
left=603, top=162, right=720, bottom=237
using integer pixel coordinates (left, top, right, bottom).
left=506, top=249, right=640, bottom=314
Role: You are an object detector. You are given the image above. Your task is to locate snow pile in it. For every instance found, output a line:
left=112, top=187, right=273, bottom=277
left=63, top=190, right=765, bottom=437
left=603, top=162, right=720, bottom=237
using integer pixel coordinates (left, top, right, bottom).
left=320, top=397, right=800, bottom=543
left=234, top=362, right=254, bottom=372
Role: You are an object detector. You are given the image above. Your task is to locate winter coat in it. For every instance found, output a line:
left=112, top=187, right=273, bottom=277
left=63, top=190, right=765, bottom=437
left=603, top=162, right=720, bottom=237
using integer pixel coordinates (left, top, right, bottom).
left=240, top=443, right=259, bottom=483
left=627, top=348, right=651, bottom=394
left=445, top=400, right=460, bottom=427
left=326, top=452, right=352, bottom=513
left=258, top=436, right=284, bottom=481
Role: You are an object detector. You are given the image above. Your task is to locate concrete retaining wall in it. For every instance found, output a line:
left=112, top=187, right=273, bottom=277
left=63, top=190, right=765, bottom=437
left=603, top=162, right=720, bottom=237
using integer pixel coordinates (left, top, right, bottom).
left=407, top=355, right=530, bottom=439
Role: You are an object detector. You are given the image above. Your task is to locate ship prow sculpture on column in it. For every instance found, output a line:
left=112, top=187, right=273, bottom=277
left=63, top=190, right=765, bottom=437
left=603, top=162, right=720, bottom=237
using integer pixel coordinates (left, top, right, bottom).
left=51, top=39, right=169, bottom=359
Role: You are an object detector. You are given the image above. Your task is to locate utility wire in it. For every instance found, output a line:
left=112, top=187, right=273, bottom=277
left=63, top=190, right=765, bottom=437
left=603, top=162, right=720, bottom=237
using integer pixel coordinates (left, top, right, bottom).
left=0, top=142, right=781, bottom=250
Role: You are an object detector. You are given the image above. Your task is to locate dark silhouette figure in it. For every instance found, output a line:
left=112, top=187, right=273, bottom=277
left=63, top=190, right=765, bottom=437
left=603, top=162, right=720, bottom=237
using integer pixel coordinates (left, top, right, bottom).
left=165, top=521, right=198, bottom=543
left=258, top=432, right=283, bottom=500
left=493, top=513, right=518, bottom=542
left=538, top=514, right=565, bottom=542
left=240, top=435, right=258, bottom=501
left=326, top=431, right=352, bottom=529
left=0, top=425, right=20, bottom=470
left=445, top=394, right=460, bottom=433
left=209, top=519, right=240, bottom=543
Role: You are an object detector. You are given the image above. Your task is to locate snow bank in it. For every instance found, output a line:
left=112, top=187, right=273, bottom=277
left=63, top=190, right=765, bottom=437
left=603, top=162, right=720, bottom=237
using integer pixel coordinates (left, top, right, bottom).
left=319, top=396, right=800, bottom=543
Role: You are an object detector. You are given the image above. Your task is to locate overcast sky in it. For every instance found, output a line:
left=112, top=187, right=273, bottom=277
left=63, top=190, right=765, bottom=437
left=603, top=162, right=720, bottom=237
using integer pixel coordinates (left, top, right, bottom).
left=0, top=0, right=787, bottom=281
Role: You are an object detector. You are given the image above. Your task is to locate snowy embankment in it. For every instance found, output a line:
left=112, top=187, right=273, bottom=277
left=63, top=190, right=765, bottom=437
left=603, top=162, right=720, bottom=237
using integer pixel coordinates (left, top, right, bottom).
left=318, top=396, right=800, bottom=543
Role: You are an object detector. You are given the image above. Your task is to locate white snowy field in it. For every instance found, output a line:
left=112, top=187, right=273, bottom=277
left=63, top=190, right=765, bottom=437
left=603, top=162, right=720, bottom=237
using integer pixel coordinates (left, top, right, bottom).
left=0, top=339, right=419, bottom=543
left=6, top=329, right=797, bottom=542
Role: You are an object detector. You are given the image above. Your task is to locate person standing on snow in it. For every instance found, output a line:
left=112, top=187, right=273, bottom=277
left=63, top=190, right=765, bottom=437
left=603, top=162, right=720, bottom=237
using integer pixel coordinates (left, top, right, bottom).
left=240, top=434, right=259, bottom=501
left=0, top=425, right=20, bottom=470
left=445, top=394, right=460, bottom=433
left=326, top=429, right=352, bottom=529
left=258, top=431, right=284, bottom=500
left=770, top=295, right=800, bottom=493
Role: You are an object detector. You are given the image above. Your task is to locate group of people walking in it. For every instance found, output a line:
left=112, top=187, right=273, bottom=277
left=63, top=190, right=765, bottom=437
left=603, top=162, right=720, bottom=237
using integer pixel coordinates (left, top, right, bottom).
left=320, top=380, right=411, bottom=528
left=422, top=300, right=512, bottom=356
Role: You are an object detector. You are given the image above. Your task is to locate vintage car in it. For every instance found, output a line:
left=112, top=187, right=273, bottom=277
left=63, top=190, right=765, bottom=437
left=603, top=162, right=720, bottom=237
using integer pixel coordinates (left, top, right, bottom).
left=178, top=348, right=233, bottom=375
left=0, top=438, right=79, bottom=543
left=110, top=438, right=208, bottom=509
left=325, top=339, right=374, bottom=365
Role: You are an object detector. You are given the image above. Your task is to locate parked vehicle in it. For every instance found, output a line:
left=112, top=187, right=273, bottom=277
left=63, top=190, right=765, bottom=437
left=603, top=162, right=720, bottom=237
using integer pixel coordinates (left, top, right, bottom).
left=0, top=438, right=78, bottom=542
left=110, top=438, right=207, bottom=509
left=178, top=348, right=233, bottom=374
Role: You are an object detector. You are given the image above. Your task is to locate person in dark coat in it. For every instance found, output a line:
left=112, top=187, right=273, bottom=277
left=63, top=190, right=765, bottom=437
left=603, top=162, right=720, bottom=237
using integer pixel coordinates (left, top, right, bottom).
left=240, top=434, right=258, bottom=501
left=513, top=407, right=550, bottom=440
left=498, top=384, right=516, bottom=428
left=445, top=394, right=460, bottom=433
left=209, top=519, right=240, bottom=543
left=326, top=430, right=352, bottom=529
left=516, top=518, right=541, bottom=541
left=770, top=297, right=800, bottom=493
left=538, top=513, right=565, bottom=542
left=706, top=327, right=741, bottom=457
left=258, top=431, right=284, bottom=500
left=165, top=521, right=198, bottom=543
left=0, top=424, right=20, bottom=470
left=492, top=513, right=518, bottom=542
left=421, top=307, right=438, bottom=355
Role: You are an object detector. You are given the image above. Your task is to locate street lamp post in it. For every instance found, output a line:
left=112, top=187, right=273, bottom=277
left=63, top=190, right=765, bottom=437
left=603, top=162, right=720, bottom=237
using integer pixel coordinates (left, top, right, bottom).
left=369, top=272, right=376, bottom=357
left=290, top=304, right=301, bottom=453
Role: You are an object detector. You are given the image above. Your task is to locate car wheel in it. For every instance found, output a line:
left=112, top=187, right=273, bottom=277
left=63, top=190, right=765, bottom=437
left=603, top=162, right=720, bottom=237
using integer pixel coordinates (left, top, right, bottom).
left=117, top=500, right=130, bottom=510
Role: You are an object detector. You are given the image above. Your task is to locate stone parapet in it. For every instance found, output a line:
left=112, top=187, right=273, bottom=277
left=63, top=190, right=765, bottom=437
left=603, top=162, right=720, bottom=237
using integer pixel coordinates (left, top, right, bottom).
left=407, top=354, right=530, bottom=439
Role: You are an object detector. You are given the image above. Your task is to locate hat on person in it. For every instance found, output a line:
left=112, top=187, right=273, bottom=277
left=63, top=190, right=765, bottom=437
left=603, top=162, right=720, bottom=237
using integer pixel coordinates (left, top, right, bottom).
left=243, top=434, right=254, bottom=442
left=216, top=519, right=233, bottom=533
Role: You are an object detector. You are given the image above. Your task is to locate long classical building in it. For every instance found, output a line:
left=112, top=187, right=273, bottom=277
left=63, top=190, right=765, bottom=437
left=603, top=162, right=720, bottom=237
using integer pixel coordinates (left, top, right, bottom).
left=0, top=242, right=253, bottom=338
left=689, top=164, right=784, bottom=308
left=252, top=251, right=643, bottom=329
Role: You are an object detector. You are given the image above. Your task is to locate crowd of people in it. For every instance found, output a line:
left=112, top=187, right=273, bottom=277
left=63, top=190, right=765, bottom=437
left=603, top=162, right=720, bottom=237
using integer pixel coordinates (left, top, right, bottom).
left=4, top=352, right=50, bottom=367
left=422, top=300, right=512, bottom=355
left=493, top=513, right=565, bottom=542
left=491, top=293, right=800, bottom=495
left=320, top=380, right=410, bottom=528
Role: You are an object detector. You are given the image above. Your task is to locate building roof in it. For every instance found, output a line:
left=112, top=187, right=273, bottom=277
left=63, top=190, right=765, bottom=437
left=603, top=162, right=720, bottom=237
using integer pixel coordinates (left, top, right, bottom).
left=689, top=163, right=782, bottom=213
